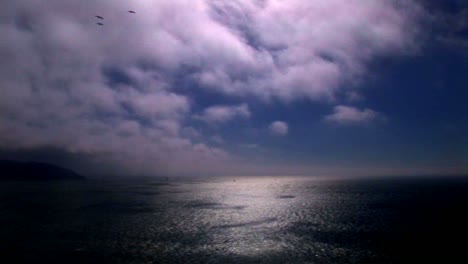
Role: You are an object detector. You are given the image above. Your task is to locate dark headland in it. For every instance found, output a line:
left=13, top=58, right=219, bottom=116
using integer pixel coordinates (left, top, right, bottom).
left=0, top=160, right=85, bottom=181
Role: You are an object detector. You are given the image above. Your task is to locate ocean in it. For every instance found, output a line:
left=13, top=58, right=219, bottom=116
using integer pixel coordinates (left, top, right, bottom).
left=1, top=176, right=468, bottom=263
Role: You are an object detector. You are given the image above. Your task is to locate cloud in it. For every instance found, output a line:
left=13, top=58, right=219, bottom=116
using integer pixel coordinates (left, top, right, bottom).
left=324, top=105, right=382, bottom=125
left=0, top=0, right=424, bottom=175
left=195, top=103, right=251, bottom=123
left=122, top=91, right=190, bottom=120
left=269, top=121, right=288, bottom=136
left=197, top=0, right=423, bottom=101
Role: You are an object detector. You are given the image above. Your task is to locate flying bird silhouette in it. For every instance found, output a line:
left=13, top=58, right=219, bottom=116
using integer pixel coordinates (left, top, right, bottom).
left=97, top=22, right=104, bottom=26
left=95, top=15, right=104, bottom=19
left=128, top=11, right=136, bottom=14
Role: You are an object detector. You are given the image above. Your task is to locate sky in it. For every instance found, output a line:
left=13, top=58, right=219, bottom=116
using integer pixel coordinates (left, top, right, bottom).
left=0, top=0, right=467, bottom=177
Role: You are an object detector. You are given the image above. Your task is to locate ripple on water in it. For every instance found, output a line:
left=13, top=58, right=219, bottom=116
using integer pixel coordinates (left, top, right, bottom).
left=2, top=177, right=466, bottom=263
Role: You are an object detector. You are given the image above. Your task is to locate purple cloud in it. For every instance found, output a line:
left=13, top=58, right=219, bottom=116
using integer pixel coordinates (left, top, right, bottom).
left=325, top=105, right=383, bottom=125
left=198, top=0, right=423, bottom=101
left=195, top=104, right=251, bottom=123
left=269, top=121, right=289, bottom=136
left=0, top=0, right=424, bottom=175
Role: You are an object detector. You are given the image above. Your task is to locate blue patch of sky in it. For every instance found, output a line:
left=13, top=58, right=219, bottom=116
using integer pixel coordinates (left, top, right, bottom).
left=102, top=66, right=133, bottom=87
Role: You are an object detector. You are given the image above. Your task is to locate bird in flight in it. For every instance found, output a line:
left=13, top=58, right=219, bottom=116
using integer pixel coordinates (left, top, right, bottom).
left=97, top=22, right=104, bottom=26
left=96, top=15, right=104, bottom=19
left=128, top=11, right=136, bottom=14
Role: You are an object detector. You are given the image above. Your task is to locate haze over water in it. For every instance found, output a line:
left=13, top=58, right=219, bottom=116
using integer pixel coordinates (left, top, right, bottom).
left=2, top=176, right=468, bottom=263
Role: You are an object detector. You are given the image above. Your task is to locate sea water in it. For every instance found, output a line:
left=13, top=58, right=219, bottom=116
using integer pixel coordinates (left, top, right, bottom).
left=1, top=176, right=468, bottom=263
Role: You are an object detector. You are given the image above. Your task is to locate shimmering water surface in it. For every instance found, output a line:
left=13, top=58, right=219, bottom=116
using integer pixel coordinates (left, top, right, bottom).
left=1, top=176, right=468, bottom=263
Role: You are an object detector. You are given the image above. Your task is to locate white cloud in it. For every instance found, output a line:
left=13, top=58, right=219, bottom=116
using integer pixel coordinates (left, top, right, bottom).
left=325, top=105, right=382, bottom=125
left=122, top=91, right=190, bottom=119
left=196, top=103, right=251, bottom=123
left=0, top=0, right=423, bottom=175
left=269, top=121, right=288, bottom=136
left=197, top=0, right=423, bottom=101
